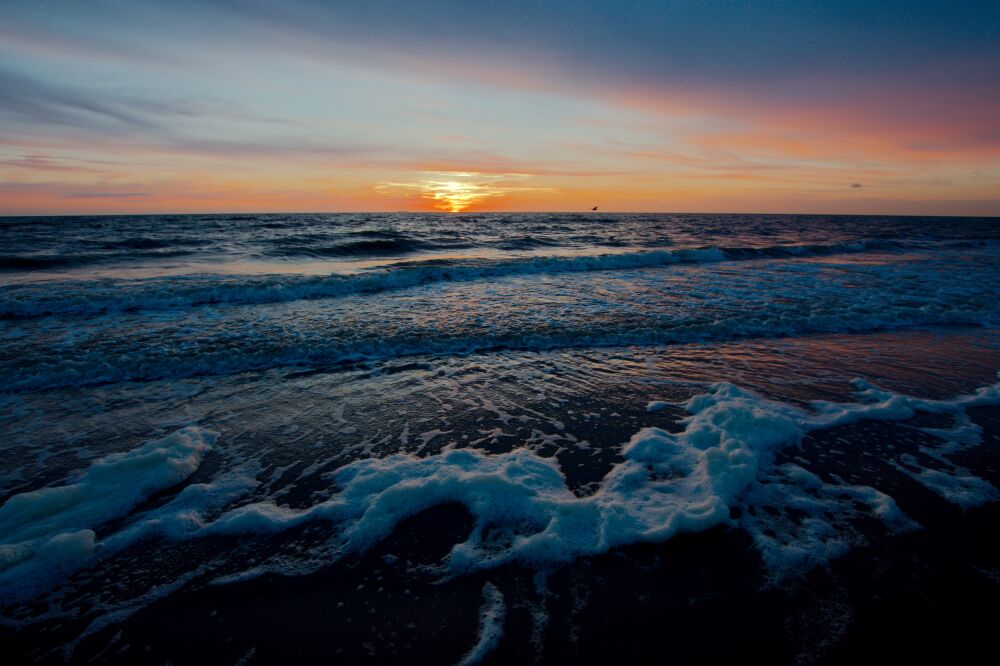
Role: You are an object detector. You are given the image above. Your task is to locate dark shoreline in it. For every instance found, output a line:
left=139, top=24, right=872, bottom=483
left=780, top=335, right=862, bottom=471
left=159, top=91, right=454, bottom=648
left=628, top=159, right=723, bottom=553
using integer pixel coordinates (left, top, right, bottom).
left=4, top=406, right=999, bottom=665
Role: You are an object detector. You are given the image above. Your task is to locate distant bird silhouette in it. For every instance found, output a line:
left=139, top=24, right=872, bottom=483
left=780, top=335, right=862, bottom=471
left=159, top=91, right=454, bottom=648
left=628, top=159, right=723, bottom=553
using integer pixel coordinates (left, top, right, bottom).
left=591, top=205, right=599, bottom=211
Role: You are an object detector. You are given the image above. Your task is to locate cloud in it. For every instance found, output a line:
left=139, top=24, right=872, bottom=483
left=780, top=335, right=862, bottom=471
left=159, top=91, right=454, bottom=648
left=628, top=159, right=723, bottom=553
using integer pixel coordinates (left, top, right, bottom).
left=0, top=67, right=157, bottom=130
left=184, top=1, right=998, bottom=82
left=63, top=192, right=150, bottom=198
left=6, top=3, right=1000, bottom=157
left=11, top=2, right=1000, bottom=108
left=186, top=4, right=1000, bottom=104
left=0, top=154, right=109, bottom=173
left=2, top=1, right=999, bottom=215
left=164, top=1, right=1000, bottom=156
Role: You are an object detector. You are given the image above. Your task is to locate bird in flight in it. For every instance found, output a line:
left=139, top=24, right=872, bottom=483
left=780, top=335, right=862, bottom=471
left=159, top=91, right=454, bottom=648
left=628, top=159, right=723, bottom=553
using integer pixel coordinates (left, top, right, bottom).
left=591, top=205, right=599, bottom=211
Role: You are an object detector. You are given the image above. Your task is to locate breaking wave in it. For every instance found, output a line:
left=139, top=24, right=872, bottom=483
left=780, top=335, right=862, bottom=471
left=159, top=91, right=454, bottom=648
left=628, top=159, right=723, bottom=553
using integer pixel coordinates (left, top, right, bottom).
left=4, top=302, right=996, bottom=393
left=0, top=239, right=902, bottom=318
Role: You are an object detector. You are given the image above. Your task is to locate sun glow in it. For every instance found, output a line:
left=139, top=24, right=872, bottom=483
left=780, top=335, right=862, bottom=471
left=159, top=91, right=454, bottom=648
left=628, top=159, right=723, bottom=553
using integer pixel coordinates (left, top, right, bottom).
left=376, top=172, right=555, bottom=212
left=427, top=180, right=482, bottom=212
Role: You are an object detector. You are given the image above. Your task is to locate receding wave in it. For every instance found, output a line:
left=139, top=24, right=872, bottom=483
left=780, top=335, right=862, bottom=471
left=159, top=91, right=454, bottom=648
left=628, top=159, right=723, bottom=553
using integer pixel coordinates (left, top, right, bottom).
left=0, top=239, right=900, bottom=318
left=3, top=304, right=995, bottom=393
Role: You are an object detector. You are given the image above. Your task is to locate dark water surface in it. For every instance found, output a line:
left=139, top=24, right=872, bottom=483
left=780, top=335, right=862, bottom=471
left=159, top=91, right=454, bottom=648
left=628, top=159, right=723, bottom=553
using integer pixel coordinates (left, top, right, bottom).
left=1, top=213, right=999, bottom=663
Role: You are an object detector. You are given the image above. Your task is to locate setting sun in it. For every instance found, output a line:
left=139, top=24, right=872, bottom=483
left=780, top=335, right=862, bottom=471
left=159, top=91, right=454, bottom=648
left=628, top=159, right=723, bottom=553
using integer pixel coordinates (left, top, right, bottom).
left=376, top=172, right=555, bottom=212
left=426, top=180, right=481, bottom=212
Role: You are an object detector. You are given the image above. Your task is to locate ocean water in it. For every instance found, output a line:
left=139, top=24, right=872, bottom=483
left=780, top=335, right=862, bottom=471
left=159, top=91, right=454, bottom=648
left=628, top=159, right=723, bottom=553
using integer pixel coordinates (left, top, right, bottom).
left=2, top=213, right=1000, bottom=663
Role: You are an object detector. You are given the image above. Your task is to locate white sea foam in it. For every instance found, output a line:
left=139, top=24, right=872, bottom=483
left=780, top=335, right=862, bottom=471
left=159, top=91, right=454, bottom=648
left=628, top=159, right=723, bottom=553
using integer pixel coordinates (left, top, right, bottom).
left=906, top=465, right=999, bottom=508
left=0, top=427, right=217, bottom=600
left=4, top=376, right=999, bottom=603
left=458, top=582, right=506, bottom=665
left=741, top=463, right=917, bottom=573
left=203, top=374, right=999, bottom=577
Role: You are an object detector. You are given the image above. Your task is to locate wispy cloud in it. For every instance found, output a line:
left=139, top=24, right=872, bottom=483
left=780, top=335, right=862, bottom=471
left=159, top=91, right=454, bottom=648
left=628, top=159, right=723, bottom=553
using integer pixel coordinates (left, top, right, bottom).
left=62, top=192, right=150, bottom=199
left=0, top=154, right=113, bottom=173
left=0, top=68, right=158, bottom=130
left=2, top=1, right=999, bottom=214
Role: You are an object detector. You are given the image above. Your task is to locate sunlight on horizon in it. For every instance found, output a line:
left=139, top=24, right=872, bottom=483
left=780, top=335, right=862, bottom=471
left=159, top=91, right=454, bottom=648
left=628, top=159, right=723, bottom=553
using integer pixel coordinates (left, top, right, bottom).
left=427, top=180, right=483, bottom=212
left=376, top=173, right=556, bottom=212
left=1, top=1, right=998, bottom=216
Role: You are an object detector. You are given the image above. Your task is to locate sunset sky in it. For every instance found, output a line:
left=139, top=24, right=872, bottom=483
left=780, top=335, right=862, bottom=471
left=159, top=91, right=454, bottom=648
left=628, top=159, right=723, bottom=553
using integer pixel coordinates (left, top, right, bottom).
left=2, top=0, right=999, bottom=215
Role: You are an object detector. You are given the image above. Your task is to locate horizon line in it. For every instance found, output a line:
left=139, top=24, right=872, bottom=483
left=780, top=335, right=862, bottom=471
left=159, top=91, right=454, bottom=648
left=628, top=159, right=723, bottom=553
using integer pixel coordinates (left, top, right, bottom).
left=3, top=210, right=999, bottom=220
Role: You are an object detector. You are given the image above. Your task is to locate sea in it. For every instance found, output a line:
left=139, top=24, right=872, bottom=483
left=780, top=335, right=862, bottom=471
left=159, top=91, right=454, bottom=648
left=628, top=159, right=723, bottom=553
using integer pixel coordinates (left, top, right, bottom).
left=2, top=212, right=1000, bottom=664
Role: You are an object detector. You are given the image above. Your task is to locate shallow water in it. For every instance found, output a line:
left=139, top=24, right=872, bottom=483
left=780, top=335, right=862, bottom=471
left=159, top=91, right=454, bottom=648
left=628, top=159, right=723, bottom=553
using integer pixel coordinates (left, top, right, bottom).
left=2, top=213, right=1000, bottom=662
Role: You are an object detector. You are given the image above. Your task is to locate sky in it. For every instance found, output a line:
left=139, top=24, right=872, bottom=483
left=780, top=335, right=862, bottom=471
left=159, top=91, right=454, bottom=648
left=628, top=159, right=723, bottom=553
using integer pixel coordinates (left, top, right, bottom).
left=1, top=0, right=999, bottom=215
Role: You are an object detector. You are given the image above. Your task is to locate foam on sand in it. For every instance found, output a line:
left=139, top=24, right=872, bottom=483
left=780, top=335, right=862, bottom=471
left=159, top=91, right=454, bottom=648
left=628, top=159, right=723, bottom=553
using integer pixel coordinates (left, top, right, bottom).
left=205, top=374, right=1000, bottom=577
left=0, top=427, right=217, bottom=600
left=459, top=582, right=506, bottom=665
left=4, top=376, right=999, bottom=604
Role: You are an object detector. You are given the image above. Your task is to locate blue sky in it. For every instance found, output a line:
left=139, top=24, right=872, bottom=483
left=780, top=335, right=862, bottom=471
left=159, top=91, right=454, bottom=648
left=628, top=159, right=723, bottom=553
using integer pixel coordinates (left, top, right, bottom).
left=2, top=1, right=999, bottom=213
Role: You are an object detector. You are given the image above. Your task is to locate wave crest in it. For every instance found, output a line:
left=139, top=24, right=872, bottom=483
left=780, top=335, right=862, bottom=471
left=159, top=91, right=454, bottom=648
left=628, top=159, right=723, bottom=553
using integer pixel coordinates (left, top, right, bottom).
left=0, top=239, right=900, bottom=319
